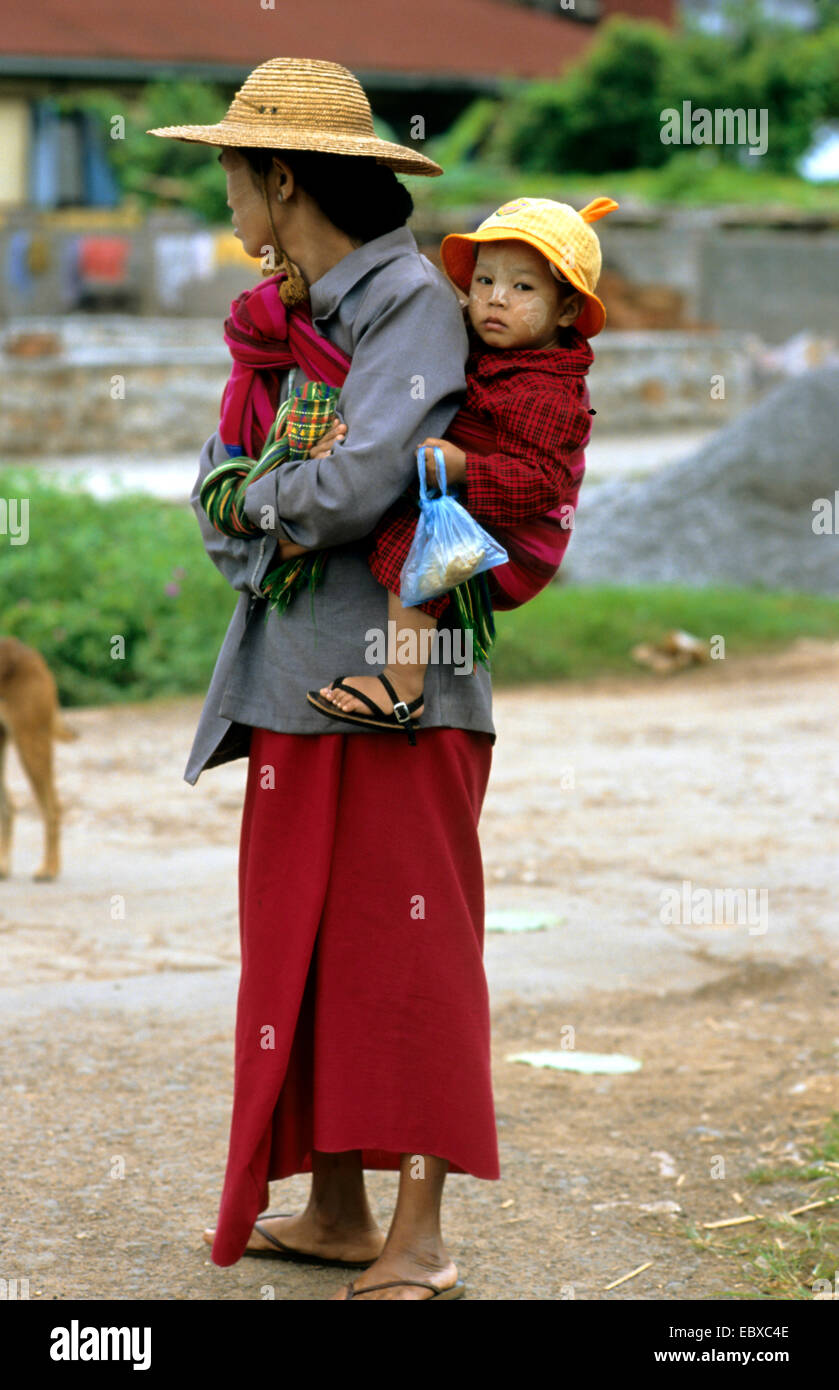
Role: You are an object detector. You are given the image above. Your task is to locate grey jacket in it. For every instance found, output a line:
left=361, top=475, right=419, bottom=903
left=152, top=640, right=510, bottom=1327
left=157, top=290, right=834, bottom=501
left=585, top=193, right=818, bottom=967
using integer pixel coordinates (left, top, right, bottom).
left=184, top=225, right=496, bottom=785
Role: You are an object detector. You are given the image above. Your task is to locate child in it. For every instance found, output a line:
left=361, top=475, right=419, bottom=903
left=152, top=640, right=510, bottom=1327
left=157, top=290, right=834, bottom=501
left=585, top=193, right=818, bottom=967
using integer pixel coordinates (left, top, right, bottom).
left=307, top=196, right=618, bottom=741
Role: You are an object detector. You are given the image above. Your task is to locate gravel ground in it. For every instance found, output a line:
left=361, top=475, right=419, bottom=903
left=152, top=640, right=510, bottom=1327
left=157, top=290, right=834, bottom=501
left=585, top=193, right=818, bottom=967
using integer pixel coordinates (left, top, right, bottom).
left=2, top=641, right=838, bottom=1301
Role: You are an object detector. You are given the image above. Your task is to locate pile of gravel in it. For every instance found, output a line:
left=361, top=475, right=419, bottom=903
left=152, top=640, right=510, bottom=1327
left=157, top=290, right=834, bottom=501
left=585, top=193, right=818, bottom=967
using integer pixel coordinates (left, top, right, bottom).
left=564, top=366, right=839, bottom=594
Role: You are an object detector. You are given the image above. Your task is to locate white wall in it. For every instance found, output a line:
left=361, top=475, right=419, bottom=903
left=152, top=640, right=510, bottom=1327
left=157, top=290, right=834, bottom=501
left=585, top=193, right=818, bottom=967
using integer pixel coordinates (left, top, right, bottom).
left=0, top=98, right=30, bottom=205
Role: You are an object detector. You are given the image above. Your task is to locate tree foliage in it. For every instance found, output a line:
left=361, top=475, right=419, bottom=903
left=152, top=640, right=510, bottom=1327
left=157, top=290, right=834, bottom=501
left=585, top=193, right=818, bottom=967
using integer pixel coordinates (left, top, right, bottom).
left=443, top=14, right=839, bottom=177
left=58, top=81, right=233, bottom=221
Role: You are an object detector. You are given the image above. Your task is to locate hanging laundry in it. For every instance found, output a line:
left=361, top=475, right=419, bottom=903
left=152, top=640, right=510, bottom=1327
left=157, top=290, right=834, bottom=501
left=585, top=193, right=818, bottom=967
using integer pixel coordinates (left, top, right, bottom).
left=6, top=231, right=34, bottom=296
left=26, top=236, right=51, bottom=275
left=30, top=101, right=62, bottom=208
left=29, top=103, right=119, bottom=210
left=212, top=229, right=255, bottom=268
left=154, top=231, right=215, bottom=307
left=78, top=236, right=132, bottom=286
left=55, top=116, right=85, bottom=205
left=79, top=110, right=120, bottom=207
left=59, top=236, right=83, bottom=310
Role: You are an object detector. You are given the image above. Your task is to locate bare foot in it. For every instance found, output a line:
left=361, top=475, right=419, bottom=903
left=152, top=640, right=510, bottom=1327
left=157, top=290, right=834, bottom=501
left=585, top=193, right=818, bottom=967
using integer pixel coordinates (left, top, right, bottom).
left=331, top=1249, right=459, bottom=1300
left=203, top=1211, right=386, bottom=1264
left=318, top=669, right=424, bottom=720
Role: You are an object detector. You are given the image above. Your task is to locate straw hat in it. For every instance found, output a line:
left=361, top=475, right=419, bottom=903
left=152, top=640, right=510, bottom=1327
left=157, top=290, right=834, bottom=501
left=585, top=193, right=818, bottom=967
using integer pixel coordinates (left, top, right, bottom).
left=147, top=56, right=442, bottom=177
left=440, top=196, right=619, bottom=338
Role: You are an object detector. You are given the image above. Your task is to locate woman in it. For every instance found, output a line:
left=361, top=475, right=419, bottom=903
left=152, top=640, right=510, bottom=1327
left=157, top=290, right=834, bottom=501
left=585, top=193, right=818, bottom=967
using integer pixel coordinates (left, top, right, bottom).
left=149, top=57, right=498, bottom=1301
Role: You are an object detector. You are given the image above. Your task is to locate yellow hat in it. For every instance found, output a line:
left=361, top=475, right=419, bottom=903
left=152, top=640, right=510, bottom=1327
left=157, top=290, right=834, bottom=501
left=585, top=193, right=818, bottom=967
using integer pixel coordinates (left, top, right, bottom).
left=440, top=195, right=619, bottom=338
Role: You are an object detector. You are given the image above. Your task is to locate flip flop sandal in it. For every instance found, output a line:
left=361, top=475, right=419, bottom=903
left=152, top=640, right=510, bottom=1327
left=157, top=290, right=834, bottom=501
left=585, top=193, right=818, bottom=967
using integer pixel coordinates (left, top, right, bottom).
left=306, top=673, right=423, bottom=746
left=242, top=1212, right=377, bottom=1268
left=343, top=1278, right=466, bottom=1300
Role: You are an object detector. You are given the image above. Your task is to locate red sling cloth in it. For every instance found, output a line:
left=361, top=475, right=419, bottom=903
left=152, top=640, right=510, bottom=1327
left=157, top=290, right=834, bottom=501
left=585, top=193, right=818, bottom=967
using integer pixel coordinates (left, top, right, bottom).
left=219, top=272, right=352, bottom=456
left=366, top=403, right=588, bottom=617
left=446, top=400, right=589, bottom=611
left=219, top=272, right=448, bottom=618
left=368, top=334, right=594, bottom=617
left=211, top=726, right=498, bottom=1267
left=220, top=274, right=590, bottom=623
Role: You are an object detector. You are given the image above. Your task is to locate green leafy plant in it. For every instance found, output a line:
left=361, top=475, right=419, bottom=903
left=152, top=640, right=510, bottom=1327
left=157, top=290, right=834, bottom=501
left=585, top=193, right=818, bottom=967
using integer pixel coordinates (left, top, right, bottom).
left=57, top=80, right=237, bottom=222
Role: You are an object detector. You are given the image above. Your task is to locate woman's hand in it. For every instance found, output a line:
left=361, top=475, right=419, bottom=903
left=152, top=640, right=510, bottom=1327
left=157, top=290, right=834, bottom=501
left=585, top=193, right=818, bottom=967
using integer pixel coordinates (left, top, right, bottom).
left=418, top=438, right=467, bottom=487
left=308, top=419, right=348, bottom=459
left=274, top=416, right=347, bottom=562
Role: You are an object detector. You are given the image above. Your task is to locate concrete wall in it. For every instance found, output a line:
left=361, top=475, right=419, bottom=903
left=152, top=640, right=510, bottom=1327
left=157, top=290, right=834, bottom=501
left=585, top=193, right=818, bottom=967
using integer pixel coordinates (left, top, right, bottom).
left=0, top=317, right=229, bottom=454
left=0, top=98, right=29, bottom=206
left=1, top=206, right=838, bottom=340
left=432, top=208, right=839, bottom=344
left=588, top=330, right=753, bottom=430
left=594, top=213, right=708, bottom=321
left=579, top=213, right=839, bottom=343
left=0, top=209, right=262, bottom=320
left=0, top=316, right=762, bottom=454
left=699, top=230, right=839, bottom=344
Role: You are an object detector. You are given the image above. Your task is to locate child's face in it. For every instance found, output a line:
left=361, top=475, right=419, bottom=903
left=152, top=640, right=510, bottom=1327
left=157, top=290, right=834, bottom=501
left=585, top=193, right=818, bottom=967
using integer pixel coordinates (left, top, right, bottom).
left=467, top=241, right=583, bottom=349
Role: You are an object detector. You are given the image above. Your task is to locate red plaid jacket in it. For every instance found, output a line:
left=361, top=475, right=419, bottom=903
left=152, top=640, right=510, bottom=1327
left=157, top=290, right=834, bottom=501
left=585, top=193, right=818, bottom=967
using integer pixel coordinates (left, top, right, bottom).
left=368, top=326, right=595, bottom=618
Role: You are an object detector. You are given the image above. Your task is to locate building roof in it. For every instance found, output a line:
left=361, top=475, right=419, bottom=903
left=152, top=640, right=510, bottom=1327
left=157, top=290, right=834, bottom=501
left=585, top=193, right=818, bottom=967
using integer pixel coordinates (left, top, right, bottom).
left=1, top=0, right=674, bottom=84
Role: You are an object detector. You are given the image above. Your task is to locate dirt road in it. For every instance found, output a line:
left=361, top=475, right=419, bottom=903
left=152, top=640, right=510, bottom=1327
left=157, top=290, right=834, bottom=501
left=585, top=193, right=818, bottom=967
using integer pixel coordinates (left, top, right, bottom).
left=2, top=640, right=838, bottom=1300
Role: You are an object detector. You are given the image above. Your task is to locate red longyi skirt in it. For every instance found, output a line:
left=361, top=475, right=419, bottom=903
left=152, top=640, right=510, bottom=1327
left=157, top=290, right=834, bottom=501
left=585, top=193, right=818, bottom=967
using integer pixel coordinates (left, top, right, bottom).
left=210, top=725, right=499, bottom=1267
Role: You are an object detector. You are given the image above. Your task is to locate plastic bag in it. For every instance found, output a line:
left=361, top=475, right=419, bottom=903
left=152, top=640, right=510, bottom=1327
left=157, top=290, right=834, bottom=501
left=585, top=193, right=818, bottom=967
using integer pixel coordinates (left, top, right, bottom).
left=399, top=446, right=509, bottom=605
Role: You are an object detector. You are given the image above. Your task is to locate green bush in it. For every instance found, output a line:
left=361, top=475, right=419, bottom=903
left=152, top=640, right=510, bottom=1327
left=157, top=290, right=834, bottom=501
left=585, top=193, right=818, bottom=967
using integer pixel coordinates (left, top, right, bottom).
left=444, top=13, right=839, bottom=181
left=424, top=97, right=504, bottom=169
left=59, top=81, right=233, bottom=222
left=0, top=467, right=233, bottom=705
left=409, top=157, right=839, bottom=216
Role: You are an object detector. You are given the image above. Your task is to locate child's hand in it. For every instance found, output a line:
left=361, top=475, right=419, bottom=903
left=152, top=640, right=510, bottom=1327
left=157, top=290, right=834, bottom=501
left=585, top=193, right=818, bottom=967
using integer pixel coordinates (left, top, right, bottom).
left=276, top=538, right=310, bottom=561
left=308, top=419, right=347, bottom=459
left=418, top=438, right=467, bottom=487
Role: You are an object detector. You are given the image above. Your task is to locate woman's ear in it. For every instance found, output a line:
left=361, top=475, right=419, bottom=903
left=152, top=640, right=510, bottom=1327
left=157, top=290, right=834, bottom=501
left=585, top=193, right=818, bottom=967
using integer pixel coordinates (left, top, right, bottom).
left=271, top=155, right=295, bottom=198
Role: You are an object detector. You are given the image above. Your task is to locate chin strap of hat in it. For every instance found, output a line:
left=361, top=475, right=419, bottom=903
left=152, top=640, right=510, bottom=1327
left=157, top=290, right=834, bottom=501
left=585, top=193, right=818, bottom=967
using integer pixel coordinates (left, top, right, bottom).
left=578, top=197, right=620, bottom=223
left=260, top=170, right=310, bottom=308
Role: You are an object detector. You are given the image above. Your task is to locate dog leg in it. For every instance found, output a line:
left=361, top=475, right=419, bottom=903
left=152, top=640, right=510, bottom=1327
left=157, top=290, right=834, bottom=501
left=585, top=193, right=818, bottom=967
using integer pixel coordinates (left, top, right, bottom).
left=15, top=726, right=60, bottom=881
left=0, top=723, right=12, bottom=878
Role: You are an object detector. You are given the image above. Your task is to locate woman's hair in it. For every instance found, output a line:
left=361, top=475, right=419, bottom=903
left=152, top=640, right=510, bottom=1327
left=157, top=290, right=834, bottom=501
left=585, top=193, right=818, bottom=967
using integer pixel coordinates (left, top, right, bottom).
left=238, top=147, right=413, bottom=243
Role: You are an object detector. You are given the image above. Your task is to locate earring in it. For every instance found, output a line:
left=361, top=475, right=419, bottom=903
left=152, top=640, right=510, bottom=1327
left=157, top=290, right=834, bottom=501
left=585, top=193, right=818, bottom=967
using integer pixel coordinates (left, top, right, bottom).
left=276, top=190, right=284, bottom=203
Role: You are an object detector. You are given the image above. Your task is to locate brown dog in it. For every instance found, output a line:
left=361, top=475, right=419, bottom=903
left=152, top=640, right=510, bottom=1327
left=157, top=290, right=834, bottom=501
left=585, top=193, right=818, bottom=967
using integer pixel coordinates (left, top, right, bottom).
left=0, top=637, right=77, bottom=880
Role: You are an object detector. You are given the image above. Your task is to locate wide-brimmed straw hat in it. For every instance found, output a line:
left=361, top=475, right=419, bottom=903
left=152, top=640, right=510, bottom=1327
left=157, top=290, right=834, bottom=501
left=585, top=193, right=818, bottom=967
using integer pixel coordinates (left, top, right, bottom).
left=440, top=196, right=619, bottom=337
left=147, top=56, right=442, bottom=177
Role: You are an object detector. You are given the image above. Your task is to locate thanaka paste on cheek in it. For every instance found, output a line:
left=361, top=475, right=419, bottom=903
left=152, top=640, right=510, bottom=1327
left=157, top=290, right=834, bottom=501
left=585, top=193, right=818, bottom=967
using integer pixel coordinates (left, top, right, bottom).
left=226, top=161, right=272, bottom=255
left=467, top=285, right=500, bottom=336
left=518, top=294, right=553, bottom=336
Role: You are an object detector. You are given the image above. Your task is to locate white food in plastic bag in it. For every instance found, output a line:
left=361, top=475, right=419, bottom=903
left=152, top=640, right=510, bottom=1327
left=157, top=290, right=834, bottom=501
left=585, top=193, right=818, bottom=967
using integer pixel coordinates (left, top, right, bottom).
left=420, top=543, right=486, bottom=591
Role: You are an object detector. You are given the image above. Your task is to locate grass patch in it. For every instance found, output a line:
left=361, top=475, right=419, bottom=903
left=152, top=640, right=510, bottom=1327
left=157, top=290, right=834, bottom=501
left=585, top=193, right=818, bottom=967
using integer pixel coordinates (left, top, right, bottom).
left=685, top=1114, right=839, bottom=1301
left=489, top=584, right=839, bottom=686
left=2, top=467, right=839, bottom=705
left=409, top=158, right=839, bottom=219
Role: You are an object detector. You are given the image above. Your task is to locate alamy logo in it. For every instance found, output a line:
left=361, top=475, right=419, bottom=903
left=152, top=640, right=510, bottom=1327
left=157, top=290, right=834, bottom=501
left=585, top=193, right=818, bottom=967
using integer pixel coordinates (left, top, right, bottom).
left=364, top=621, right=474, bottom=675
left=50, top=1321, right=151, bottom=1371
left=659, top=879, right=768, bottom=936
left=0, top=497, right=29, bottom=544
left=660, top=102, right=768, bottom=157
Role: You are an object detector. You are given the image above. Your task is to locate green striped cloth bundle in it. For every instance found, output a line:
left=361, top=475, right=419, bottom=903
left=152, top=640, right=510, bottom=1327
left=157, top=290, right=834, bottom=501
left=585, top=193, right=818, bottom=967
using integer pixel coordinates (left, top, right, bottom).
left=200, top=381, right=340, bottom=614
